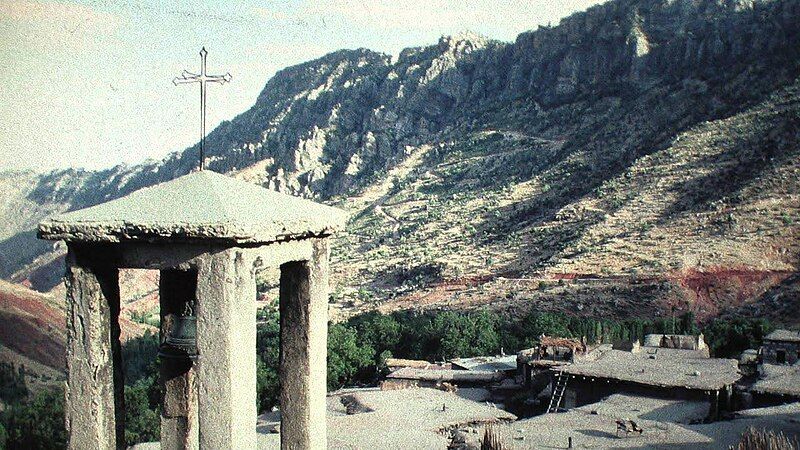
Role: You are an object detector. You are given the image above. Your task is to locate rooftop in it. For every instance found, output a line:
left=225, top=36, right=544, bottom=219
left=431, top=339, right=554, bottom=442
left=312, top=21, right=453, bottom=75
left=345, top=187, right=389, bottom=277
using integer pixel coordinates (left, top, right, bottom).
left=507, top=397, right=800, bottom=449
left=386, top=366, right=506, bottom=383
left=37, top=171, right=347, bottom=244
left=765, top=329, right=800, bottom=343
left=132, top=387, right=515, bottom=450
left=561, top=348, right=740, bottom=390
left=643, top=334, right=707, bottom=351
left=450, top=355, right=517, bottom=372
left=751, top=364, right=800, bottom=397
left=540, top=336, right=585, bottom=351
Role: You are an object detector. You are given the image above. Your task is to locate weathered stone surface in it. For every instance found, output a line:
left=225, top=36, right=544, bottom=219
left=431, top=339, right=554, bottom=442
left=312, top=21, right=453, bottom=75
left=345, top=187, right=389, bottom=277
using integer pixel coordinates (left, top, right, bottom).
left=279, top=239, right=329, bottom=450
left=64, top=250, right=124, bottom=450
left=38, top=171, right=347, bottom=244
left=195, top=248, right=258, bottom=449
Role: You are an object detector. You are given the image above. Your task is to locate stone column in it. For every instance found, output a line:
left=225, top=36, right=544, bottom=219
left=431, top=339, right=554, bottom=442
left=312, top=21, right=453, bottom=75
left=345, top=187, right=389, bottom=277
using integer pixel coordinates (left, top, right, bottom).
left=279, top=240, right=329, bottom=450
left=195, top=249, right=257, bottom=449
left=159, top=269, right=199, bottom=450
left=64, top=247, right=124, bottom=450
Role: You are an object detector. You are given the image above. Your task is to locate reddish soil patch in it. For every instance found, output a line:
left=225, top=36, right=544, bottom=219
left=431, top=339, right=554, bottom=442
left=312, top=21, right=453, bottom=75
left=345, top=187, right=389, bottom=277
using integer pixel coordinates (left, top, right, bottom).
left=0, top=281, right=65, bottom=369
left=363, top=267, right=798, bottom=325
left=0, top=279, right=154, bottom=372
left=666, top=267, right=795, bottom=320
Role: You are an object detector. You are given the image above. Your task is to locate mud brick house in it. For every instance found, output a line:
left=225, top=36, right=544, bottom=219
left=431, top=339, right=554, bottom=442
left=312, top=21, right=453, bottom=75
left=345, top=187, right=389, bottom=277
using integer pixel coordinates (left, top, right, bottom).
left=517, top=336, right=588, bottom=389
left=762, top=329, right=800, bottom=365
left=642, top=333, right=710, bottom=355
left=742, top=329, right=800, bottom=408
left=556, top=345, right=741, bottom=419
left=749, top=364, right=800, bottom=407
left=382, top=366, right=506, bottom=389
left=451, top=355, right=517, bottom=374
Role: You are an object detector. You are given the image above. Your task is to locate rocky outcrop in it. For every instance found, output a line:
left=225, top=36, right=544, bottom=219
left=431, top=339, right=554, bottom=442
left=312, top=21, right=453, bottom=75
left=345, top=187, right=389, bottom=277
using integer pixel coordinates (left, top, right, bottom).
left=1, top=0, right=799, bottom=284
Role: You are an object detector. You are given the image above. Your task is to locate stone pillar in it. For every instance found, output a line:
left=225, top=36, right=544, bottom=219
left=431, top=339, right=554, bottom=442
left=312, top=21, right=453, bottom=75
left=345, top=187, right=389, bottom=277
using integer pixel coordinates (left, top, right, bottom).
left=64, top=247, right=124, bottom=450
left=159, top=269, right=199, bottom=450
left=195, top=249, right=257, bottom=449
left=279, top=240, right=329, bottom=450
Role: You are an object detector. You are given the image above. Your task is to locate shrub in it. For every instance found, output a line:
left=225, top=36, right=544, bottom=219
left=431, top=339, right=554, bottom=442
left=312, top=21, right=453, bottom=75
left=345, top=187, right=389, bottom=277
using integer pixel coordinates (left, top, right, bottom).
left=124, top=378, right=160, bottom=445
left=730, top=427, right=798, bottom=450
left=1, top=388, right=66, bottom=450
left=0, top=363, right=28, bottom=404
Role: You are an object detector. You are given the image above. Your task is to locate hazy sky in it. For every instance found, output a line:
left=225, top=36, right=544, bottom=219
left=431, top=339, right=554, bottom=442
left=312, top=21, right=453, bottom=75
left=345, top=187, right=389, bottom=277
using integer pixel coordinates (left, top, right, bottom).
left=0, top=0, right=605, bottom=173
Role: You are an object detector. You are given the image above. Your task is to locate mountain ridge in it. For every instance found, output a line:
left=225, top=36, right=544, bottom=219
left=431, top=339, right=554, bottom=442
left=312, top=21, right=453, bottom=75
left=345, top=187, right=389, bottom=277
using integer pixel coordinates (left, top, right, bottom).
left=0, top=0, right=797, bottom=327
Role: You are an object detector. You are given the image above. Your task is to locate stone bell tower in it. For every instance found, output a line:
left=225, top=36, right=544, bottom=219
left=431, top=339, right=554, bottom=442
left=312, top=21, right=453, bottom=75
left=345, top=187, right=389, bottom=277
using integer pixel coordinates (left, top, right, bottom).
left=38, top=170, right=346, bottom=450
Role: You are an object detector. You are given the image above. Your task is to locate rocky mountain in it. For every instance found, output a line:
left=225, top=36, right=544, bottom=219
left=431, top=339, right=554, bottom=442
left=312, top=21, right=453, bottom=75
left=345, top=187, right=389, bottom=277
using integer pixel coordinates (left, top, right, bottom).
left=1, top=0, right=799, bottom=335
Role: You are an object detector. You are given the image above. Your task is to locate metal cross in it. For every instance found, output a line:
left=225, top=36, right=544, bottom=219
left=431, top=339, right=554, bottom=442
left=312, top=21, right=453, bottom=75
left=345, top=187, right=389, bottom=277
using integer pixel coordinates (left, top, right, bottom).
left=174, top=47, right=231, bottom=170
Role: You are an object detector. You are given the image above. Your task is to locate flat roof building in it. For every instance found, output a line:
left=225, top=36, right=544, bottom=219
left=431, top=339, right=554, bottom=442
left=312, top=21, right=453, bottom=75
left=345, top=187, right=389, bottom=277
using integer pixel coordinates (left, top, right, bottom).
left=556, top=346, right=741, bottom=419
left=762, top=329, right=800, bottom=365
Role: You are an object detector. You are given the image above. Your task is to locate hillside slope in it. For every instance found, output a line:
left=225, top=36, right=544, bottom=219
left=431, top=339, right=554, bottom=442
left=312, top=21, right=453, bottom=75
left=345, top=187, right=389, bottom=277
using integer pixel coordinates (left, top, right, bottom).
left=332, top=78, right=800, bottom=323
left=0, top=0, right=798, bottom=329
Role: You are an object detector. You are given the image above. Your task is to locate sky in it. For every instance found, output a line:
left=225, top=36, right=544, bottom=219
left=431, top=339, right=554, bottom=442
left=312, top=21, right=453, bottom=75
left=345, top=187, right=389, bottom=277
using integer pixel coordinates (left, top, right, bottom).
left=0, top=0, right=605, bottom=173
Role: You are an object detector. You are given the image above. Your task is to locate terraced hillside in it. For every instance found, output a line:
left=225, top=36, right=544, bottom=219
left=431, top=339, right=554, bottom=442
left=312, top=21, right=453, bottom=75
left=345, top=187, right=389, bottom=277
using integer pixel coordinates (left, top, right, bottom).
left=331, top=79, right=800, bottom=324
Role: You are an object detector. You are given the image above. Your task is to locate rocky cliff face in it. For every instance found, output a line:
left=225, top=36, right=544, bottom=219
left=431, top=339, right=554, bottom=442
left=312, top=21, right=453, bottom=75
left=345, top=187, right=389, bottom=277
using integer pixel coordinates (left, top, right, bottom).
left=1, top=0, right=799, bottom=292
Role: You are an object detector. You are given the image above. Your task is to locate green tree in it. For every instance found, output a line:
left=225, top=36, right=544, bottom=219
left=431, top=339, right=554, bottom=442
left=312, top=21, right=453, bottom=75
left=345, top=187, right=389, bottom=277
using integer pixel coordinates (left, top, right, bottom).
left=2, top=388, right=66, bottom=450
left=0, top=363, right=28, bottom=404
left=0, top=422, right=7, bottom=450
left=256, top=358, right=280, bottom=413
left=122, top=331, right=160, bottom=385
left=472, top=310, right=501, bottom=356
left=350, top=312, right=401, bottom=360
left=327, top=323, right=374, bottom=390
left=255, top=307, right=281, bottom=411
left=432, top=311, right=475, bottom=360
left=514, top=312, right=571, bottom=347
left=703, top=318, right=774, bottom=358
left=124, top=378, right=160, bottom=446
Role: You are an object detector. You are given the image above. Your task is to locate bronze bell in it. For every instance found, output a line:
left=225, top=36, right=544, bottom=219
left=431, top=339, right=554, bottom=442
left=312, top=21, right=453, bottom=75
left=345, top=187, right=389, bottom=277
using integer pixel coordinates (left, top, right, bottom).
left=159, top=315, right=198, bottom=361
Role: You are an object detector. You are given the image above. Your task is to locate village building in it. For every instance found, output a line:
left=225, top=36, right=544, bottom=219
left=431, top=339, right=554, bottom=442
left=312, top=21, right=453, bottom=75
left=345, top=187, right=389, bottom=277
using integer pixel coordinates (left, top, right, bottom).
left=749, top=364, right=800, bottom=407
left=382, top=366, right=506, bottom=390
left=642, top=333, right=709, bottom=355
left=380, top=354, right=523, bottom=408
left=738, top=329, right=800, bottom=408
left=516, top=336, right=588, bottom=390
left=553, top=335, right=740, bottom=419
left=385, top=358, right=448, bottom=371
left=761, top=329, right=800, bottom=365
left=450, top=355, right=517, bottom=375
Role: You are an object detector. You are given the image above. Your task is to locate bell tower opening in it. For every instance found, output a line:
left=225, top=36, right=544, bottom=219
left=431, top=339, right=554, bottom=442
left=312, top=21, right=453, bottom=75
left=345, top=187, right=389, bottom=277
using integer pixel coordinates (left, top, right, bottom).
left=158, top=268, right=200, bottom=448
left=255, top=266, right=280, bottom=423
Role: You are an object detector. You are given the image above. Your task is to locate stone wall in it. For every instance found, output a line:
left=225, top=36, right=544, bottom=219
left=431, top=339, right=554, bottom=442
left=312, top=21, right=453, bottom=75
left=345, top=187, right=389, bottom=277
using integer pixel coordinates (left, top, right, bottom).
left=762, top=340, right=800, bottom=365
